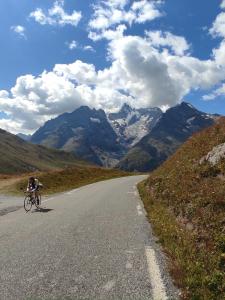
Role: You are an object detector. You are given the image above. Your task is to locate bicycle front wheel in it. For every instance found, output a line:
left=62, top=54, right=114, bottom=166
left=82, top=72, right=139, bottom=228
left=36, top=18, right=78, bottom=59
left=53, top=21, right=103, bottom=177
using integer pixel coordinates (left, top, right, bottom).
left=24, top=195, right=32, bottom=212
left=35, top=194, right=41, bottom=209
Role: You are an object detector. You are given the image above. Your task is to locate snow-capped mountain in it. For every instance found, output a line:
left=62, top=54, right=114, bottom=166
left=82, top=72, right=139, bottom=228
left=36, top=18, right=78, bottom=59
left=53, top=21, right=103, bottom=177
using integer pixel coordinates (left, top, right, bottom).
left=29, top=102, right=218, bottom=170
left=117, top=102, right=217, bottom=172
left=30, top=103, right=162, bottom=167
left=108, top=103, right=162, bottom=148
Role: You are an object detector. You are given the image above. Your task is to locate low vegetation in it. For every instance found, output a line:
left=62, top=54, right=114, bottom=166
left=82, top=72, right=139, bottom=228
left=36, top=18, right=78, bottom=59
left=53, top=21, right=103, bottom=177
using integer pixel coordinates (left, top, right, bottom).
left=1, top=166, right=131, bottom=195
left=0, top=129, right=88, bottom=174
left=138, top=118, right=225, bottom=299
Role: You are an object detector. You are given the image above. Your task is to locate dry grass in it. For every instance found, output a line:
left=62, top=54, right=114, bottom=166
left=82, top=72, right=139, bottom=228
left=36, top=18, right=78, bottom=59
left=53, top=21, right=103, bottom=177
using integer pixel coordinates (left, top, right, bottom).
left=138, top=118, right=225, bottom=299
left=1, top=166, right=132, bottom=195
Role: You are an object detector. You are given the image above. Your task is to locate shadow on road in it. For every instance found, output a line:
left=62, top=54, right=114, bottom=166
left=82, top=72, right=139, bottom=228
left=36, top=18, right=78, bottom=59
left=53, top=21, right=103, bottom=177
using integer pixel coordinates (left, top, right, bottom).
left=32, top=208, right=54, bottom=213
left=0, top=206, right=23, bottom=217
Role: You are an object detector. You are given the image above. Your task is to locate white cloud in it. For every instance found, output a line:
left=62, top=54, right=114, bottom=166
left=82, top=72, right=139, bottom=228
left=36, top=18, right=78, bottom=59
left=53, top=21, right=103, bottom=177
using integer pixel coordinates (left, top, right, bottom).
left=2, top=28, right=225, bottom=134
left=54, top=60, right=97, bottom=84
left=83, top=45, right=95, bottom=52
left=11, top=25, right=26, bottom=38
left=203, top=83, right=225, bottom=100
left=221, top=0, right=225, bottom=9
left=0, top=119, right=25, bottom=134
left=145, top=30, right=190, bottom=56
left=67, top=40, right=77, bottom=50
left=131, top=0, right=162, bottom=24
left=89, top=24, right=127, bottom=41
left=202, top=94, right=216, bottom=101
left=210, top=11, right=225, bottom=38
left=2, top=1, right=225, bottom=134
left=89, top=0, right=163, bottom=40
left=30, top=0, right=82, bottom=27
left=210, top=8, right=225, bottom=66
left=106, top=0, right=129, bottom=9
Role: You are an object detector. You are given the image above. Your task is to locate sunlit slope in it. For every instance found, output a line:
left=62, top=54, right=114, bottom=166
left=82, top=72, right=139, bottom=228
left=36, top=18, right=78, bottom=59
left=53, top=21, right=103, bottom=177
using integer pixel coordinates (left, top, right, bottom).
left=140, top=117, right=225, bottom=298
left=0, top=128, right=88, bottom=174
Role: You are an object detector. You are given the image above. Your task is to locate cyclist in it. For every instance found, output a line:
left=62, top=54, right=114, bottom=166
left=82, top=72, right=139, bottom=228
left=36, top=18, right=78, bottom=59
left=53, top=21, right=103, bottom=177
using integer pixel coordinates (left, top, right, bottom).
left=27, top=177, right=43, bottom=205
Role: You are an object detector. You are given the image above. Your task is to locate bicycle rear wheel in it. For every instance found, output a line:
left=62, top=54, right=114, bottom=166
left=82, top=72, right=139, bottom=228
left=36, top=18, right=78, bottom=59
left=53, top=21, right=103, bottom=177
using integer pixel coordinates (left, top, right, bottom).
left=35, top=194, right=41, bottom=209
left=24, top=195, right=32, bottom=212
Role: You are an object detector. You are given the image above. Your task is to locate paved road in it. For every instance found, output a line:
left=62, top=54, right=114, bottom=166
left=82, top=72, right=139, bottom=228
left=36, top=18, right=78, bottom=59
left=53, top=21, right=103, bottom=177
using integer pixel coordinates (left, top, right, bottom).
left=0, top=176, right=178, bottom=300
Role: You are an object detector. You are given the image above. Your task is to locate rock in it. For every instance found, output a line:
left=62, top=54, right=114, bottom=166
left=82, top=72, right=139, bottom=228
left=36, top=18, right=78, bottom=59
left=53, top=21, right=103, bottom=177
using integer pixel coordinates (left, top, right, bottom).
left=200, top=142, right=225, bottom=166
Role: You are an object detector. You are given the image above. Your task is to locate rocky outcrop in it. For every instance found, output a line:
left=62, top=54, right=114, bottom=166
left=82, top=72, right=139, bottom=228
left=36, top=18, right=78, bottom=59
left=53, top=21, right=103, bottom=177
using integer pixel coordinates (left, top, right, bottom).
left=200, top=142, right=225, bottom=165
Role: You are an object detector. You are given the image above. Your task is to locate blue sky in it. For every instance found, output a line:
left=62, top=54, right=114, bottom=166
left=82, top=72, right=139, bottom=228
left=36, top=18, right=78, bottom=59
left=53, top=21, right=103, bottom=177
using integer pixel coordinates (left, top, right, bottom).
left=0, top=0, right=225, bottom=133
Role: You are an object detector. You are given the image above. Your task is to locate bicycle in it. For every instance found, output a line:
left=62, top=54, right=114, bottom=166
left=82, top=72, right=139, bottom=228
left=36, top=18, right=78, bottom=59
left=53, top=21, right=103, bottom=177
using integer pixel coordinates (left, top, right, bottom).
left=24, top=191, right=42, bottom=212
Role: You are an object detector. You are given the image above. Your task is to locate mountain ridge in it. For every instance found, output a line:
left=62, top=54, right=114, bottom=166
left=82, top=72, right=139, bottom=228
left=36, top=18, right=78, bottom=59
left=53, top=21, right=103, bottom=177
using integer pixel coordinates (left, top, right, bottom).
left=117, top=102, right=217, bottom=171
left=26, top=102, right=219, bottom=171
left=0, top=128, right=89, bottom=174
left=108, top=103, right=162, bottom=148
left=31, top=106, right=124, bottom=167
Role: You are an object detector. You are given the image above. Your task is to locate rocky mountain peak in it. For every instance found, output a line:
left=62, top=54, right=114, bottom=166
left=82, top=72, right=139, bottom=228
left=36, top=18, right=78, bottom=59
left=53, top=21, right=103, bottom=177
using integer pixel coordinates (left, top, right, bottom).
left=108, top=103, right=162, bottom=148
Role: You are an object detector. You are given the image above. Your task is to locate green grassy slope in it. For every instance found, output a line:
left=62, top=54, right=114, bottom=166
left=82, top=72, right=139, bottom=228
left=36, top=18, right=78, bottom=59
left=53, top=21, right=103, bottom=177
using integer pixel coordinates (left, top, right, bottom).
left=0, top=129, right=88, bottom=174
left=139, top=118, right=225, bottom=299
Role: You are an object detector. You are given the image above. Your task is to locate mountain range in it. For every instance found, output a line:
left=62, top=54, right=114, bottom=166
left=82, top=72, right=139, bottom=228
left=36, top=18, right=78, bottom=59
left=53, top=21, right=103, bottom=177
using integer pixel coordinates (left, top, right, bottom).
left=23, top=102, right=218, bottom=172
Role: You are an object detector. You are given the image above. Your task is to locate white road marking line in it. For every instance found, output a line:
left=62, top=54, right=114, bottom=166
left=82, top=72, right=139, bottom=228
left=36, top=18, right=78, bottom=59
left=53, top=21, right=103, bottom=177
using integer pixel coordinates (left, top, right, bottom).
left=145, top=246, right=168, bottom=300
left=127, top=190, right=138, bottom=197
left=42, top=197, right=54, bottom=204
left=136, top=205, right=143, bottom=216
left=66, top=188, right=80, bottom=195
left=42, top=188, right=81, bottom=203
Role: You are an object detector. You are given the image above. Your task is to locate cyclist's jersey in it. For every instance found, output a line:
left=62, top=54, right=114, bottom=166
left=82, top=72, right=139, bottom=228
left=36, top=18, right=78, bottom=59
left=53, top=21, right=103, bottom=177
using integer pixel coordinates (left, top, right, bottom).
left=27, top=179, right=42, bottom=191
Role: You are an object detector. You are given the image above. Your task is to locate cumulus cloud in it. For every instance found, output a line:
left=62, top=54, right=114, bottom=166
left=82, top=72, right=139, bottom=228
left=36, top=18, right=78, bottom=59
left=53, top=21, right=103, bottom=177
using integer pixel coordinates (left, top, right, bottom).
left=200, top=4, right=225, bottom=99
left=2, top=27, right=225, bottom=134
left=210, top=11, right=225, bottom=38
left=145, top=30, right=190, bottom=56
left=67, top=40, right=77, bottom=50
left=203, top=82, right=225, bottom=100
left=2, top=1, right=225, bottom=134
left=66, top=41, right=95, bottom=52
left=11, top=25, right=26, bottom=38
left=221, top=0, right=225, bottom=9
left=30, top=0, right=82, bottom=27
left=0, top=62, right=133, bottom=133
left=89, top=24, right=127, bottom=41
left=105, top=35, right=225, bottom=108
left=131, top=0, right=162, bottom=24
left=0, top=73, right=85, bottom=133
left=83, top=45, right=95, bottom=52
left=89, top=0, right=163, bottom=41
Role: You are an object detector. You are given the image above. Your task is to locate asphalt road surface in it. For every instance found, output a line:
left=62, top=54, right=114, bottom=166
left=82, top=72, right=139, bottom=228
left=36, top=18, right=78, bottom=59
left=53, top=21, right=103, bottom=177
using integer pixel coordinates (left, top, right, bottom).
left=0, top=176, right=178, bottom=300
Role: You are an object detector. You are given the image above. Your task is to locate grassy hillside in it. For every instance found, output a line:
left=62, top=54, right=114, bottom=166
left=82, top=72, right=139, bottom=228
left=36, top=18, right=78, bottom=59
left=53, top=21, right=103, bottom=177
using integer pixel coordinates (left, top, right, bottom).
left=0, top=129, right=88, bottom=174
left=138, top=118, right=225, bottom=299
left=1, top=166, right=131, bottom=195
